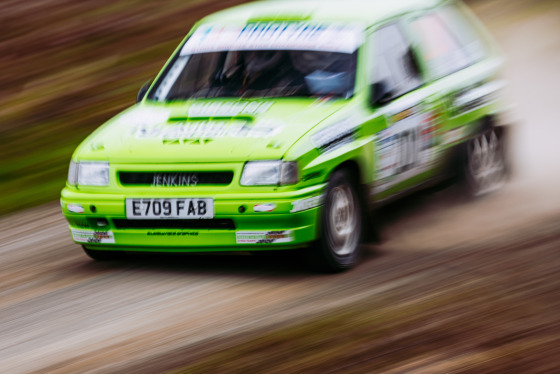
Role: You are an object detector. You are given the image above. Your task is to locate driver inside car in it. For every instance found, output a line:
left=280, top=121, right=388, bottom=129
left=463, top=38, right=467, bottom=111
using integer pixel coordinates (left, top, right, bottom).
left=216, top=50, right=308, bottom=97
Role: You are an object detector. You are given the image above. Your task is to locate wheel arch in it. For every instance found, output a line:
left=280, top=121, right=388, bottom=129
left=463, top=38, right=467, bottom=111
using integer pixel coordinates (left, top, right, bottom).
left=330, top=159, right=362, bottom=185
left=326, top=159, right=376, bottom=240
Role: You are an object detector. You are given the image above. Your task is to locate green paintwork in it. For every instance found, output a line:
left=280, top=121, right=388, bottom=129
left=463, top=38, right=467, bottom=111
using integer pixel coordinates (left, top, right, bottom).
left=61, top=0, right=507, bottom=252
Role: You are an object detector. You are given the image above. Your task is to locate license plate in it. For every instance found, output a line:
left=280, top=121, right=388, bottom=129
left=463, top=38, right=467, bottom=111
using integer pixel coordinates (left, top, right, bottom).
left=126, top=198, right=214, bottom=219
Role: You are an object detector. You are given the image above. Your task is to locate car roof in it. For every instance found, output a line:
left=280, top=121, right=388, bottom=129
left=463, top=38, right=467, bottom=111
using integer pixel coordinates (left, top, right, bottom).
left=199, top=0, right=447, bottom=27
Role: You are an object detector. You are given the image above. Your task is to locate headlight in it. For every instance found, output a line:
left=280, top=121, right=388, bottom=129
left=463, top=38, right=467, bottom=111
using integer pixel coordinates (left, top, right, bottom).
left=241, top=161, right=298, bottom=186
left=68, top=161, right=78, bottom=185
left=68, top=161, right=110, bottom=186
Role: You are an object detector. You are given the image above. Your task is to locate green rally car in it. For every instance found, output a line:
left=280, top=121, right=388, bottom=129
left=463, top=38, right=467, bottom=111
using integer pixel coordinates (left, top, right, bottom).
left=61, top=0, right=509, bottom=271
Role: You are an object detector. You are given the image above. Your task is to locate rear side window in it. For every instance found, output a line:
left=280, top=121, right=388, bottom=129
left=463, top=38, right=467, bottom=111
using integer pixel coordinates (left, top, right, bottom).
left=410, top=5, right=487, bottom=79
left=369, top=23, right=422, bottom=100
left=438, top=5, right=488, bottom=63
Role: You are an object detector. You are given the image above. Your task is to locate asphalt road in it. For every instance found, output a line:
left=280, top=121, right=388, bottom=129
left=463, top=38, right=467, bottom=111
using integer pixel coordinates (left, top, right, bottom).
left=1, top=0, right=559, bottom=372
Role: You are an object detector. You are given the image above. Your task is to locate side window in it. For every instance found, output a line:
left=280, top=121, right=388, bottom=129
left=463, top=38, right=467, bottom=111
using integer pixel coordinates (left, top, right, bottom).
left=410, top=6, right=483, bottom=79
left=437, top=5, right=488, bottom=63
left=370, top=23, right=422, bottom=101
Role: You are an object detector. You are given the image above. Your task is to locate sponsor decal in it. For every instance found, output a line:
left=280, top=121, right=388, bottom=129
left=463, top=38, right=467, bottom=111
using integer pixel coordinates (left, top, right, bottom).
left=147, top=231, right=199, bottom=236
left=67, top=204, right=84, bottom=214
left=182, top=23, right=363, bottom=55
left=452, top=81, right=504, bottom=115
left=71, top=229, right=115, bottom=244
left=291, top=195, right=324, bottom=213
left=132, top=120, right=283, bottom=142
left=390, top=107, right=416, bottom=123
left=152, top=173, right=199, bottom=187
left=188, top=101, right=273, bottom=117
left=374, top=106, right=440, bottom=193
left=253, top=204, right=277, bottom=213
left=236, top=231, right=294, bottom=244
left=312, top=119, right=357, bottom=152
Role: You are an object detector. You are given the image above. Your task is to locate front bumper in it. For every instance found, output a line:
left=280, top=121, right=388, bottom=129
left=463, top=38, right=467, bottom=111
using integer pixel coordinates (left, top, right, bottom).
left=61, top=185, right=325, bottom=252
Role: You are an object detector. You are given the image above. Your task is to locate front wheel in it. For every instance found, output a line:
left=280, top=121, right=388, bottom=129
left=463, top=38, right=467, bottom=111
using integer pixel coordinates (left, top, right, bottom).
left=308, top=169, right=363, bottom=272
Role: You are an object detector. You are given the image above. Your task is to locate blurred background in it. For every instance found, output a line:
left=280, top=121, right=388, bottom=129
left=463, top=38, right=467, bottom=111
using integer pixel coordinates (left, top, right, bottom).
left=1, top=0, right=559, bottom=373
left=0, top=0, right=250, bottom=215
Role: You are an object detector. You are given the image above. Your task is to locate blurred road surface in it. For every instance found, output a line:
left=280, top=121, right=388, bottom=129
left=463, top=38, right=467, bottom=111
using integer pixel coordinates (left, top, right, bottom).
left=1, top=0, right=559, bottom=372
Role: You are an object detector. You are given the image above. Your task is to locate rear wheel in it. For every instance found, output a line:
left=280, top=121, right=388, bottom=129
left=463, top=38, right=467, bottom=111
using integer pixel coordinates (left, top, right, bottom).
left=309, top=169, right=363, bottom=272
left=82, top=246, right=125, bottom=261
left=464, top=127, right=508, bottom=196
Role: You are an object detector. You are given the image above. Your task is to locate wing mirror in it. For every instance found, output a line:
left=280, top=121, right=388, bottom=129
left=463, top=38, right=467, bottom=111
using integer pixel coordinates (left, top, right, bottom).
left=404, top=47, right=421, bottom=78
left=137, top=80, right=153, bottom=103
left=370, top=80, right=393, bottom=106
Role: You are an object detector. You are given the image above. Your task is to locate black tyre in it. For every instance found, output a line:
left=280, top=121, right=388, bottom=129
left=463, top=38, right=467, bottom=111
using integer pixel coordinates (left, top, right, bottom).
left=82, top=246, right=125, bottom=261
left=309, top=168, right=363, bottom=272
left=464, top=126, right=508, bottom=197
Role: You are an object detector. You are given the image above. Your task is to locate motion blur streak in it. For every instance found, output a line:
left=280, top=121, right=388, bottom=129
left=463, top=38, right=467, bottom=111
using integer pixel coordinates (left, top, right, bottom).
left=0, top=0, right=251, bottom=215
left=0, top=0, right=560, bottom=373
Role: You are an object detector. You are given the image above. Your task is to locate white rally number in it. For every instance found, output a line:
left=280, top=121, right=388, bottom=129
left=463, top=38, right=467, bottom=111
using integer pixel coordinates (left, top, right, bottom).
left=375, top=107, right=437, bottom=192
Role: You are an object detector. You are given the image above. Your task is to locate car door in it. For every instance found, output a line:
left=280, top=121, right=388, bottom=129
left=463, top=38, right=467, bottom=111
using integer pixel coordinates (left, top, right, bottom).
left=368, top=22, right=443, bottom=201
left=405, top=3, right=499, bottom=141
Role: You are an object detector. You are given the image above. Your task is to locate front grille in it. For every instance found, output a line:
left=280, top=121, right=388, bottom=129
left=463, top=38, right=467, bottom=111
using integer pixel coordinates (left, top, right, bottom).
left=119, top=171, right=234, bottom=186
left=112, top=219, right=235, bottom=230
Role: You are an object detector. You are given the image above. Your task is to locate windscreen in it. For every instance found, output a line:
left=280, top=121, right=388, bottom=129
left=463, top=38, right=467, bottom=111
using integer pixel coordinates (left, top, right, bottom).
left=151, top=50, right=357, bottom=100
left=150, top=22, right=362, bottom=101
